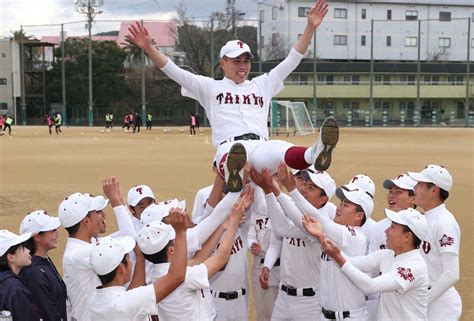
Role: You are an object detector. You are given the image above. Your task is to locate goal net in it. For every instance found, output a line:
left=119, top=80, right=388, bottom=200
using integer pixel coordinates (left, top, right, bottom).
left=270, top=100, right=315, bottom=136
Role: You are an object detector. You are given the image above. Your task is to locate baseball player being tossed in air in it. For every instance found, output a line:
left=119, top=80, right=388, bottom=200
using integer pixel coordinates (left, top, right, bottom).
left=126, top=0, right=339, bottom=193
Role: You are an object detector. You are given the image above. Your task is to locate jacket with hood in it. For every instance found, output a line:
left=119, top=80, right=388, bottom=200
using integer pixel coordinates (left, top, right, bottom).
left=0, top=271, right=39, bottom=320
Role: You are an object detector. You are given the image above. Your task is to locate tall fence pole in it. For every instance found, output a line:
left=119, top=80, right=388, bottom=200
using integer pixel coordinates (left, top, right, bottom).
left=416, top=19, right=421, bottom=127
left=369, top=19, right=374, bottom=127
left=312, top=31, right=317, bottom=125
left=141, top=19, right=146, bottom=123
left=87, top=7, right=93, bottom=126
left=465, top=17, right=471, bottom=127
left=61, top=24, right=67, bottom=124
left=20, top=25, right=26, bottom=125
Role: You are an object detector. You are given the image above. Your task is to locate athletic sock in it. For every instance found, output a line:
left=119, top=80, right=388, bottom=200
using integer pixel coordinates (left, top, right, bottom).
left=284, top=146, right=311, bottom=169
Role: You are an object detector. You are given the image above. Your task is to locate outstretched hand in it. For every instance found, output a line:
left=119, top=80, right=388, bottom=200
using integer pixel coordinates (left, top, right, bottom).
left=320, top=235, right=341, bottom=258
left=276, top=163, right=296, bottom=192
left=302, top=214, right=323, bottom=240
left=167, top=208, right=188, bottom=233
left=307, top=0, right=329, bottom=29
left=126, top=21, right=152, bottom=50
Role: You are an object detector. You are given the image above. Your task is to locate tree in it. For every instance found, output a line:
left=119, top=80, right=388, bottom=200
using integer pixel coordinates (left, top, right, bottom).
left=46, top=38, right=129, bottom=112
left=10, top=30, right=38, bottom=42
left=175, top=5, right=257, bottom=78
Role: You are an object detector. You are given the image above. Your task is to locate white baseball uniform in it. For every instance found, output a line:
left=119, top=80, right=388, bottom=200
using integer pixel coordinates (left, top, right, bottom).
left=341, top=249, right=429, bottom=321
left=287, top=190, right=370, bottom=321
left=265, top=193, right=329, bottom=320
left=421, top=204, right=462, bottom=320
left=89, top=284, right=157, bottom=321
left=248, top=212, right=280, bottom=321
left=191, top=184, right=213, bottom=224
left=153, top=263, right=212, bottom=321
left=210, top=226, right=249, bottom=321
left=367, top=218, right=391, bottom=253
left=161, top=49, right=303, bottom=148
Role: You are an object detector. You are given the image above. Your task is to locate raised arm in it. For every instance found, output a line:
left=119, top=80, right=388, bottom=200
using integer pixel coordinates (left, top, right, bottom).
left=294, top=0, right=328, bottom=55
left=126, top=22, right=168, bottom=68
left=102, top=176, right=137, bottom=239
left=204, top=190, right=250, bottom=278
left=153, top=211, right=188, bottom=302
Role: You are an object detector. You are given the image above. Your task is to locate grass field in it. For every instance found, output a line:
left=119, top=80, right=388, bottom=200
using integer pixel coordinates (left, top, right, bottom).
left=0, top=125, right=472, bottom=320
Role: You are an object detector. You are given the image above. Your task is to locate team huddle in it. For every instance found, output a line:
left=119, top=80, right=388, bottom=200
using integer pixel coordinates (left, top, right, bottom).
left=0, top=1, right=462, bottom=320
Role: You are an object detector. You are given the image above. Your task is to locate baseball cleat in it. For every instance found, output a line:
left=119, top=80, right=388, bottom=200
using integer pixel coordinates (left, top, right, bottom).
left=312, top=117, right=339, bottom=171
left=224, top=143, right=247, bottom=193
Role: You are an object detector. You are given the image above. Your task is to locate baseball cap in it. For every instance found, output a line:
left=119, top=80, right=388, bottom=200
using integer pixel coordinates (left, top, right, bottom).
left=346, top=174, right=375, bottom=198
left=136, top=221, right=176, bottom=255
left=58, top=192, right=109, bottom=228
left=383, top=173, right=417, bottom=191
left=20, top=210, right=61, bottom=235
left=408, top=164, right=453, bottom=192
left=220, top=40, right=254, bottom=59
left=0, top=230, right=32, bottom=257
left=301, top=170, right=336, bottom=198
left=90, top=236, right=135, bottom=276
left=336, top=186, right=374, bottom=219
left=385, top=208, right=428, bottom=241
left=127, top=185, right=155, bottom=207
left=291, top=165, right=316, bottom=176
left=140, top=200, right=186, bottom=225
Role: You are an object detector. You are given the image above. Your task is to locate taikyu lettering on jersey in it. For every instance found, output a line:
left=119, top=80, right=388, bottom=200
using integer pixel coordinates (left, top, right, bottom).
left=397, top=267, right=415, bottom=282
left=422, top=241, right=431, bottom=254
left=287, top=237, right=306, bottom=247
left=346, top=225, right=357, bottom=236
left=216, top=92, right=264, bottom=108
left=255, top=217, right=269, bottom=230
left=439, top=234, right=454, bottom=247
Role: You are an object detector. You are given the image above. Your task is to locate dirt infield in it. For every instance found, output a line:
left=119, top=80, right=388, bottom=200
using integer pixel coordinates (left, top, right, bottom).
left=0, top=125, right=472, bottom=320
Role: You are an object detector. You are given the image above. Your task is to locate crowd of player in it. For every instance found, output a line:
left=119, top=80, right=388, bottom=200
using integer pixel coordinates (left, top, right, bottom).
left=0, top=1, right=462, bottom=320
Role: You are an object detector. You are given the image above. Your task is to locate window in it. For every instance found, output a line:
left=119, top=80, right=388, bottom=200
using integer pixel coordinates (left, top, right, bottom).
left=361, top=35, right=366, bottom=46
left=387, top=10, right=392, bottom=20
left=400, top=75, right=416, bottom=85
left=0, top=78, right=6, bottom=85
left=0, top=102, right=7, bottom=110
left=344, top=75, right=360, bottom=85
left=375, top=75, right=390, bottom=85
left=334, top=8, right=347, bottom=19
left=406, top=10, right=418, bottom=21
left=471, top=38, right=474, bottom=48
left=259, top=10, right=264, bottom=23
left=386, top=36, right=392, bottom=47
left=448, top=75, right=463, bottom=85
left=405, top=36, right=417, bottom=47
left=318, top=75, right=334, bottom=85
left=439, top=12, right=451, bottom=21
left=272, top=33, right=279, bottom=46
left=298, top=7, right=311, bottom=17
left=1, top=53, right=5, bottom=59
left=361, top=9, right=366, bottom=19
left=272, top=6, right=278, bottom=20
left=375, top=101, right=390, bottom=110
left=438, top=37, right=451, bottom=48
left=260, top=36, right=264, bottom=47
left=424, top=75, right=440, bottom=85
left=334, top=35, right=347, bottom=45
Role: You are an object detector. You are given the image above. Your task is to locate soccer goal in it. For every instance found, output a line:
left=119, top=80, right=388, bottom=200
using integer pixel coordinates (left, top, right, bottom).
left=270, top=100, right=315, bottom=136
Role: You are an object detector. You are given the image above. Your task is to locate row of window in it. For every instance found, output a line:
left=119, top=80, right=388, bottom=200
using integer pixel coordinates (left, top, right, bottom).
left=336, top=35, right=457, bottom=48
left=296, top=7, right=463, bottom=22
left=0, top=102, right=8, bottom=110
left=287, top=74, right=466, bottom=86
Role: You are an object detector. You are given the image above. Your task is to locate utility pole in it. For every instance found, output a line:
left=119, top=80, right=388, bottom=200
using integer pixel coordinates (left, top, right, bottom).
left=75, top=0, right=103, bottom=126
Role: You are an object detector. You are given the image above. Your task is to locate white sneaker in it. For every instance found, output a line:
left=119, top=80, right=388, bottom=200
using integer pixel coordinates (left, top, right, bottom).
left=311, top=117, right=339, bottom=171
left=224, top=143, right=247, bottom=193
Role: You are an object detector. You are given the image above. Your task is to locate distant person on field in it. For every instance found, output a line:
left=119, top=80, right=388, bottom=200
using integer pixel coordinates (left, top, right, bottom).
left=2, top=115, right=13, bottom=136
left=146, top=112, right=152, bottom=130
left=54, top=113, right=62, bottom=134
left=133, top=112, right=142, bottom=133
left=190, top=112, right=196, bottom=136
left=45, top=113, right=54, bottom=135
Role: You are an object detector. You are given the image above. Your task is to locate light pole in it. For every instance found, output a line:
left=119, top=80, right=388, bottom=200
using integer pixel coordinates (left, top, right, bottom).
left=75, top=0, right=103, bottom=126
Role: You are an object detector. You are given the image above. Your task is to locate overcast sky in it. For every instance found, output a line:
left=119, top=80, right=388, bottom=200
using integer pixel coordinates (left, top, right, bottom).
left=0, top=0, right=260, bottom=38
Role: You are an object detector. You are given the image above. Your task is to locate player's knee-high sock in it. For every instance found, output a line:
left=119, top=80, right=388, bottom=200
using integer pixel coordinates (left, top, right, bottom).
left=284, top=146, right=311, bottom=169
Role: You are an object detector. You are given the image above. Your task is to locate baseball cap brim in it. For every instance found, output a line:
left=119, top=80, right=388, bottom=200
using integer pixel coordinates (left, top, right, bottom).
left=1, top=232, right=33, bottom=256
left=407, top=172, right=430, bottom=183
left=383, top=179, right=414, bottom=191
left=42, top=217, right=62, bottom=232
left=90, top=196, right=109, bottom=212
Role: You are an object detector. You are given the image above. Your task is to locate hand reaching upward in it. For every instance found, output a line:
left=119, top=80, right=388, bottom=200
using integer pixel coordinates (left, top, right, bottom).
left=308, top=0, right=329, bottom=29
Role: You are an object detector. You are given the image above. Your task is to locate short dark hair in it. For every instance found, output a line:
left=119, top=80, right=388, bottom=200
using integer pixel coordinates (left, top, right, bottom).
left=0, top=244, right=25, bottom=272
left=65, top=212, right=92, bottom=237
left=402, top=225, right=422, bottom=248
left=98, top=254, right=128, bottom=285
left=143, top=241, right=173, bottom=264
left=426, top=182, right=449, bottom=201
left=354, top=204, right=367, bottom=226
